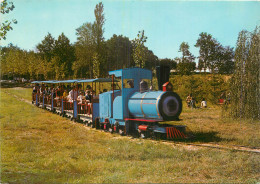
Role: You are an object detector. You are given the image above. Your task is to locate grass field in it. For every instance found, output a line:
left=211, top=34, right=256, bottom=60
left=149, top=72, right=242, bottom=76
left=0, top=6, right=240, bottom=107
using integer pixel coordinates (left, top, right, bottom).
left=1, top=88, right=260, bottom=183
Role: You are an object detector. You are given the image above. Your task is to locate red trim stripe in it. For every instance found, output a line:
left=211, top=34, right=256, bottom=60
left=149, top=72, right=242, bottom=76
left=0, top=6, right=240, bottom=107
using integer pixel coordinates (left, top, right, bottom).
left=125, top=118, right=162, bottom=122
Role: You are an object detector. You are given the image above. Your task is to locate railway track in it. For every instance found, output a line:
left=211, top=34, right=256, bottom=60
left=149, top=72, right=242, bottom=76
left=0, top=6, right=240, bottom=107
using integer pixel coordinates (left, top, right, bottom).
left=4, top=89, right=260, bottom=154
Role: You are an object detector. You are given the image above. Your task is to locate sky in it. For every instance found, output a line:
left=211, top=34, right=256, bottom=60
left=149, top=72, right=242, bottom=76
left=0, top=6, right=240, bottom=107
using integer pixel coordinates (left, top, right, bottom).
left=1, top=0, right=260, bottom=59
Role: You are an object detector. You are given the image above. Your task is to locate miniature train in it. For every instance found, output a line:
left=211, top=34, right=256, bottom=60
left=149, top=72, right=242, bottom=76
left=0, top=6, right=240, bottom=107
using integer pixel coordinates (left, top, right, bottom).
left=32, top=66, right=188, bottom=139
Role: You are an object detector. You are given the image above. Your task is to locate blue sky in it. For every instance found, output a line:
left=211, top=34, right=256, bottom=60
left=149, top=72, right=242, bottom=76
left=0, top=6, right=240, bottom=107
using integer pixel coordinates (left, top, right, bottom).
left=1, top=0, right=260, bottom=59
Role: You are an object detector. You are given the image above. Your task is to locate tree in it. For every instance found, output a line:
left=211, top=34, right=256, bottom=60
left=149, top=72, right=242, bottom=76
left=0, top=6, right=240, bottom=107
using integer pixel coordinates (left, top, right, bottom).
left=176, top=42, right=196, bottom=75
left=159, top=58, right=177, bottom=70
left=132, top=30, right=148, bottom=68
left=1, top=45, right=31, bottom=79
left=0, top=44, right=19, bottom=77
left=27, top=51, right=38, bottom=79
left=93, top=2, right=106, bottom=77
left=93, top=2, right=105, bottom=50
left=36, top=33, right=55, bottom=62
left=74, top=22, right=95, bottom=78
left=230, top=27, right=260, bottom=120
left=195, top=32, right=235, bottom=74
left=216, top=46, right=235, bottom=74
left=53, top=33, right=75, bottom=78
left=144, top=49, right=158, bottom=70
left=195, top=32, right=219, bottom=72
left=105, top=34, right=134, bottom=70
left=0, top=0, right=17, bottom=40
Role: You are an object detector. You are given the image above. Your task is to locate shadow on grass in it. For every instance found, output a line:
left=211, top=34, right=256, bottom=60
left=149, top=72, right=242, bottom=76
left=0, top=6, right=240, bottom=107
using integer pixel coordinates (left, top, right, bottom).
left=177, top=131, right=235, bottom=143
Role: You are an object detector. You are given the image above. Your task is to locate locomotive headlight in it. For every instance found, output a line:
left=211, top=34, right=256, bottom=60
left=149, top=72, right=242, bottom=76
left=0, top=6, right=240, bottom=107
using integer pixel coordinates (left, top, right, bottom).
left=162, top=96, right=179, bottom=116
left=159, top=92, right=182, bottom=120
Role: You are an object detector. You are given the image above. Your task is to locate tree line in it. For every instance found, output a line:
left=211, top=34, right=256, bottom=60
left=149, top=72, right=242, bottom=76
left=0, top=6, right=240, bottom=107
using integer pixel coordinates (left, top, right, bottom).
left=1, top=2, right=236, bottom=81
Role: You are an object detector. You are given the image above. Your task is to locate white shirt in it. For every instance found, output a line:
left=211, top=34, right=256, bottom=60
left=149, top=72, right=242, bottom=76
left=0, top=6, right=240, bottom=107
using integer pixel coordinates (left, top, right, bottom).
left=201, top=101, right=207, bottom=107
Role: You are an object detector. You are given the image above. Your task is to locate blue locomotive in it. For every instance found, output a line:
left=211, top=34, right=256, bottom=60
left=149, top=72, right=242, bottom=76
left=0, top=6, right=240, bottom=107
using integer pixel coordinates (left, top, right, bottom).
left=32, top=66, right=187, bottom=139
left=97, top=67, right=185, bottom=138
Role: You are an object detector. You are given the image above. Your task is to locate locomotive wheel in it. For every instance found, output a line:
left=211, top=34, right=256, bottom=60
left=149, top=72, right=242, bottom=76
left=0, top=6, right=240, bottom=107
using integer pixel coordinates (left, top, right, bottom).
left=140, top=130, right=151, bottom=139
left=119, top=129, right=124, bottom=136
left=140, top=132, right=146, bottom=139
left=108, top=125, right=113, bottom=133
left=91, top=121, right=95, bottom=128
left=103, top=123, right=110, bottom=131
left=114, top=122, right=119, bottom=133
left=95, top=118, right=100, bottom=129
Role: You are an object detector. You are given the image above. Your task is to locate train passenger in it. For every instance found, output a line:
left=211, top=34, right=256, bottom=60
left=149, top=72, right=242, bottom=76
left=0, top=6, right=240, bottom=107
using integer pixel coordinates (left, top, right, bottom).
left=63, top=89, right=68, bottom=99
left=40, top=84, right=45, bottom=95
left=85, top=90, right=92, bottom=103
left=68, top=88, right=73, bottom=101
left=32, top=84, right=39, bottom=101
left=69, top=86, right=78, bottom=101
left=54, top=86, right=62, bottom=106
left=44, top=86, right=50, bottom=103
left=92, top=90, right=99, bottom=100
left=57, top=86, right=62, bottom=98
left=61, top=84, right=65, bottom=95
left=86, top=85, right=92, bottom=91
left=77, top=92, right=85, bottom=104
left=127, top=80, right=134, bottom=88
left=32, top=84, right=37, bottom=93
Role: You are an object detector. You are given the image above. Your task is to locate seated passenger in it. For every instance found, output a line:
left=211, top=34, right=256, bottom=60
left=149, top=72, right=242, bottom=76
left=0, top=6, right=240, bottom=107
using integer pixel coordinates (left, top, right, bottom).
left=63, top=90, right=68, bottom=99
left=33, top=86, right=37, bottom=93
left=68, top=89, right=74, bottom=102
left=127, top=80, right=134, bottom=88
left=86, top=85, right=92, bottom=91
left=85, top=90, right=92, bottom=103
left=40, top=84, right=45, bottom=95
left=77, top=92, right=85, bottom=104
left=92, top=90, right=98, bottom=99
left=55, top=87, right=61, bottom=99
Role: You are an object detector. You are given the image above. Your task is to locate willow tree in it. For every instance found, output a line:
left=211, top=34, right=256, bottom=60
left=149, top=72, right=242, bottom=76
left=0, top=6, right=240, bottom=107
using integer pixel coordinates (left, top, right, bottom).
left=230, top=27, right=260, bottom=120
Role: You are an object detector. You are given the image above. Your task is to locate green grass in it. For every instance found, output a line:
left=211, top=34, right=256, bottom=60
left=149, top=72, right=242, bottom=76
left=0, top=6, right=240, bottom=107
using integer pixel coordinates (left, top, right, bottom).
left=1, top=88, right=260, bottom=183
left=2, top=87, right=32, bottom=102
left=171, top=103, right=260, bottom=148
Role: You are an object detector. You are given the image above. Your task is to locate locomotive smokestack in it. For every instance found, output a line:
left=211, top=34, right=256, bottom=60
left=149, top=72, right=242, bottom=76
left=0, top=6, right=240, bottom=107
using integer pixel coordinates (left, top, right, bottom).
left=156, top=65, right=170, bottom=90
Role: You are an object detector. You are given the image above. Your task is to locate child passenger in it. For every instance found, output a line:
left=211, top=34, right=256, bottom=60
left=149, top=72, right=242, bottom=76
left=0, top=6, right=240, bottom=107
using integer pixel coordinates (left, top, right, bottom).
left=77, top=92, right=85, bottom=104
